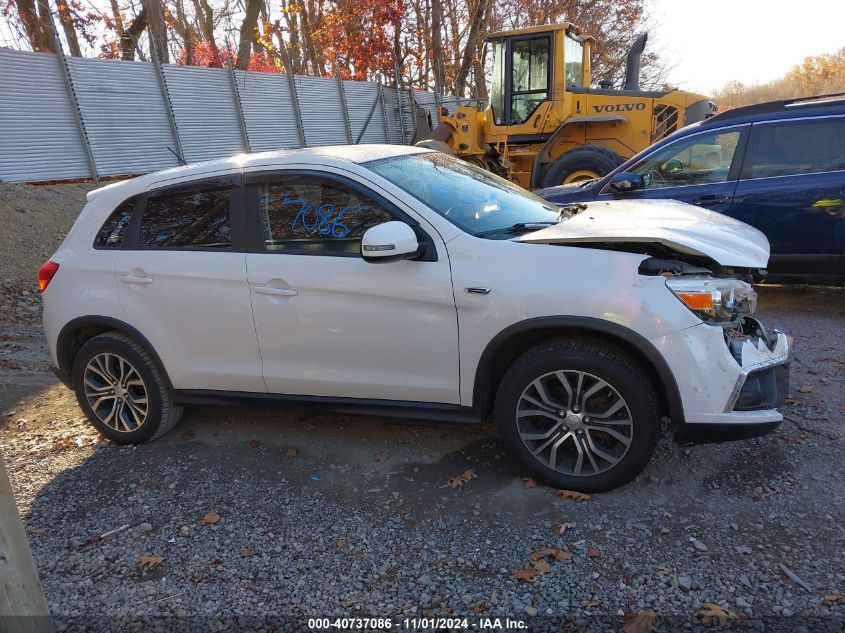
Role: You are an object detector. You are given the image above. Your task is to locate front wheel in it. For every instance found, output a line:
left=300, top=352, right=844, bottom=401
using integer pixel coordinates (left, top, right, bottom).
left=72, top=331, right=183, bottom=444
left=540, top=146, right=625, bottom=187
left=495, top=337, right=660, bottom=492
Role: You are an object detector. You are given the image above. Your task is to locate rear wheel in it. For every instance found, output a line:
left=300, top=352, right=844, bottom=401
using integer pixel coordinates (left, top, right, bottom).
left=495, top=337, right=660, bottom=492
left=72, top=331, right=183, bottom=444
left=541, top=146, right=625, bottom=188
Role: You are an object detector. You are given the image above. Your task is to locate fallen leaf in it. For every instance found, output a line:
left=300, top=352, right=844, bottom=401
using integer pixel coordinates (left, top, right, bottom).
left=785, top=398, right=804, bottom=406
left=531, top=558, right=551, bottom=573
left=286, top=448, right=298, bottom=458
left=697, top=603, right=735, bottom=625
left=554, top=549, right=573, bottom=562
left=211, top=559, right=223, bottom=566
left=531, top=548, right=557, bottom=560
left=240, top=547, right=252, bottom=558
left=622, top=610, right=656, bottom=633
left=200, top=511, right=220, bottom=525
left=798, top=386, right=814, bottom=393
left=138, top=555, right=164, bottom=567
left=248, top=440, right=261, bottom=449
left=0, top=359, right=21, bottom=370
left=556, top=522, right=576, bottom=534
left=523, top=477, right=539, bottom=488
left=586, top=547, right=601, bottom=559
left=555, top=489, right=591, bottom=501
left=396, top=507, right=410, bottom=517
left=447, top=468, right=477, bottom=488
left=336, top=538, right=345, bottom=549
left=190, top=573, right=203, bottom=582
left=181, top=431, right=194, bottom=440
left=374, top=450, right=388, bottom=463
left=512, top=567, right=541, bottom=581
left=823, top=594, right=843, bottom=603
left=839, top=405, right=845, bottom=414
left=351, top=553, right=364, bottom=561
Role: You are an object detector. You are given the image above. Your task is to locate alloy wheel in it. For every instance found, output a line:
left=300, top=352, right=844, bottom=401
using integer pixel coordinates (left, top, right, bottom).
left=516, top=370, right=633, bottom=476
left=83, top=352, right=149, bottom=432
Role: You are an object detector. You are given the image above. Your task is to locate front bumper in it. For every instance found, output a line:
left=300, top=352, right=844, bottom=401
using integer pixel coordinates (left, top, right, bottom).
left=650, top=323, right=790, bottom=444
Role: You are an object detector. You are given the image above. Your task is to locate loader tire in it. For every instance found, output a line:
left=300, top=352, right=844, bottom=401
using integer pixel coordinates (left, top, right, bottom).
left=541, top=146, right=625, bottom=187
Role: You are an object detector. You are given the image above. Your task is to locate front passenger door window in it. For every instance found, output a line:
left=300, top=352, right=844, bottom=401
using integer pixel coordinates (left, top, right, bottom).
left=257, top=175, right=395, bottom=255
left=628, top=129, right=743, bottom=190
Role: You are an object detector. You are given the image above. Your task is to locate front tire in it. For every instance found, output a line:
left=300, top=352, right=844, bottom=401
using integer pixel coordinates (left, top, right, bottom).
left=540, top=146, right=625, bottom=187
left=72, top=331, right=183, bottom=444
left=495, top=337, right=660, bottom=492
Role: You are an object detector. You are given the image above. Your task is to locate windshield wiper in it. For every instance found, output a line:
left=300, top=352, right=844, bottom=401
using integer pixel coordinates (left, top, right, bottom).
left=475, top=221, right=558, bottom=238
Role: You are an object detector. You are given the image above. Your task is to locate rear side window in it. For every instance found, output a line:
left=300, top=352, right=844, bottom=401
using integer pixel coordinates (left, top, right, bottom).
left=140, top=185, right=233, bottom=249
left=745, top=117, right=845, bottom=179
left=256, top=175, right=395, bottom=255
left=94, top=196, right=137, bottom=248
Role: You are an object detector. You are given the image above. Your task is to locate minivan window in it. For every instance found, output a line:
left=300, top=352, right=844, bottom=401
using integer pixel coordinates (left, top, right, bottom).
left=139, top=185, right=233, bottom=249
left=257, top=175, right=395, bottom=255
left=94, top=196, right=137, bottom=248
left=626, top=129, right=742, bottom=189
left=744, top=117, right=845, bottom=179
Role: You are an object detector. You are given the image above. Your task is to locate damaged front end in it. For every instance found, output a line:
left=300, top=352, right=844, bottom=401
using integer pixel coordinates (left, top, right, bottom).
left=642, top=256, right=790, bottom=415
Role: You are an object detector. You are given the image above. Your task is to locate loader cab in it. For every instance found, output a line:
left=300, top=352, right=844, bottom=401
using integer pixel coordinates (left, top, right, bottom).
left=487, top=24, right=591, bottom=128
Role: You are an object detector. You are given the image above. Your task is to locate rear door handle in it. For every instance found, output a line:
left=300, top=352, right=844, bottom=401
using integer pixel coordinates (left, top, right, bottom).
left=255, top=286, right=298, bottom=297
left=119, top=275, right=153, bottom=285
left=692, top=194, right=728, bottom=206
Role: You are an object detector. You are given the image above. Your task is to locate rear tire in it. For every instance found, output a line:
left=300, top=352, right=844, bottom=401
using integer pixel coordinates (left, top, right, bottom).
left=540, top=146, right=624, bottom=187
left=72, top=331, right=183, bottom=444
left=495, top=337, right=660, bottom=492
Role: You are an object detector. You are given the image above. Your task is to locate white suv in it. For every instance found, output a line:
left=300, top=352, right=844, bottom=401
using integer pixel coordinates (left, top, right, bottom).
left=39, top=145, right=790, bottom=491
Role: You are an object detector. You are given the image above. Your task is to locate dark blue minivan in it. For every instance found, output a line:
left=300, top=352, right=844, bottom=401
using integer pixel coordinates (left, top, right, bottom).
left=537, top=95, right=845, bottom=285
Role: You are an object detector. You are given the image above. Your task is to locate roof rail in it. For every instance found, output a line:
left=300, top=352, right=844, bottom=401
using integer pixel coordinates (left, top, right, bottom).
left=707, top=92, right=845, bottom=123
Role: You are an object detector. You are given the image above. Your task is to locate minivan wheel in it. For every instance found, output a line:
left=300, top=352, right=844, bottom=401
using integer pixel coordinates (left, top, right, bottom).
left=495, top=337, right=660, bottom=492
left=72, top=331, right=183, bottom=444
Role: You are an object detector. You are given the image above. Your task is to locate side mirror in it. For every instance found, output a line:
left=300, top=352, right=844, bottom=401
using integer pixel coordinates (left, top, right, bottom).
left=607, top=172, right=643, bottom=193
left=361, top=221, right=420, bottom=262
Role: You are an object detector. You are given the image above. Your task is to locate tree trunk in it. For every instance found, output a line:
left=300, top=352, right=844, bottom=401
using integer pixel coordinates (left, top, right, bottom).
left=429, top=0, right=445, bottom=95
left=54, top=0, right=81, bottom=56
left=235, top=0, right=263, bottom=69
left=13, top=0, right=45, bottom=52
left=34, top=0, right=56, bottom=53
left=142, top=0, right=168, bottom=62
left=454, top=0, right=488, bottom=96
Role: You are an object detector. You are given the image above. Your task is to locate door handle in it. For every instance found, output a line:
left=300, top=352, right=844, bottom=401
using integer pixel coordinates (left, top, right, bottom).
left=255, top=286, right=298, bottom=297
left=692, top=194, right=728, bottom=206
left=119, top=274, right=153, bottom=285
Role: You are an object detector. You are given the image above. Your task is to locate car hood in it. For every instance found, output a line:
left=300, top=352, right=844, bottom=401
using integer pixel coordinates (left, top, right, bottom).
left=516, top=199, right=770, bottom=268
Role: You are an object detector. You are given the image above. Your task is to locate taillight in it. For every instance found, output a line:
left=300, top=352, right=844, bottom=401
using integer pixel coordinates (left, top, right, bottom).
left=38, top=261, right=60, bottom=292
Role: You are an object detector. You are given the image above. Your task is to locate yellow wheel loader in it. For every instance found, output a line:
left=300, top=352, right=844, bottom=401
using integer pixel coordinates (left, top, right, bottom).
left=417, top=23, right=716, bottom=189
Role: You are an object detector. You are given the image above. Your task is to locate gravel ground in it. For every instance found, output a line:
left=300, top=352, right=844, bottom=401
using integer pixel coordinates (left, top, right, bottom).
left=0, top=284, right=842, bottom=632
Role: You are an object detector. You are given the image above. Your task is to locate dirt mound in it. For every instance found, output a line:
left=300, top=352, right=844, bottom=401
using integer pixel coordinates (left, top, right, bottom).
left=0, top=181, right=94, bottom=289
left=0, top=181, right=96, bottom=323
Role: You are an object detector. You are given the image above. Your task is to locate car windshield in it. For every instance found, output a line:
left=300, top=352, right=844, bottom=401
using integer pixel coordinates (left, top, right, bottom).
left=364, top=152, right=560, bottom=237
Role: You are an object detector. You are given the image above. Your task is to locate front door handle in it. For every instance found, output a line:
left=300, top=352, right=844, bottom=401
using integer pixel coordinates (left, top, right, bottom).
left=692, top=194, right=728, bottom=206
left=119, top=274, right=153, bottom=285
left=255, top=286, right=298, bottom=297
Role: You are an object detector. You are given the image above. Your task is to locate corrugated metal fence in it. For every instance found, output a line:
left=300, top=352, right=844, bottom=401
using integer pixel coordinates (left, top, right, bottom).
left=0, top=48, right=458, bottom=183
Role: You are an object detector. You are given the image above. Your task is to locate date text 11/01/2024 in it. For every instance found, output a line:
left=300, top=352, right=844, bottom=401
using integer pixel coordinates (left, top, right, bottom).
left=307, top=617, right=529, bottom=630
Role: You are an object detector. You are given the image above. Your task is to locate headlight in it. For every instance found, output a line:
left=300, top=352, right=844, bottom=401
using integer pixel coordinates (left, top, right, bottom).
left=665, top=277, right=756, bottom=323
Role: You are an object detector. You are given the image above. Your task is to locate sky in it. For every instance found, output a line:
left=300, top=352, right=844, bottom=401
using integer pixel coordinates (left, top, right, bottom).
left=648, top=0, right=845, bottom=95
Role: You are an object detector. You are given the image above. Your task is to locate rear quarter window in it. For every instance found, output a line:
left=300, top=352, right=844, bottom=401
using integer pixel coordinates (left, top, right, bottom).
left=94, top=196, right=138, bottom=249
